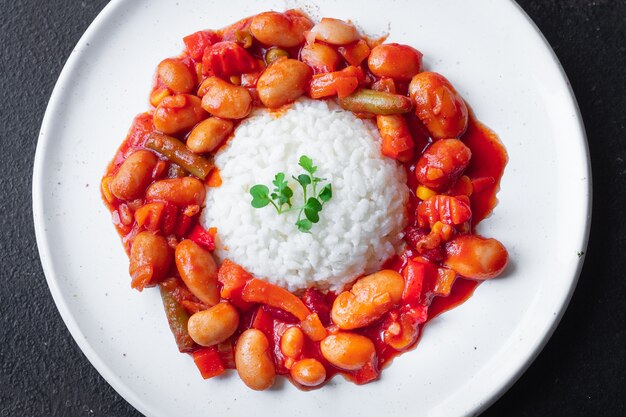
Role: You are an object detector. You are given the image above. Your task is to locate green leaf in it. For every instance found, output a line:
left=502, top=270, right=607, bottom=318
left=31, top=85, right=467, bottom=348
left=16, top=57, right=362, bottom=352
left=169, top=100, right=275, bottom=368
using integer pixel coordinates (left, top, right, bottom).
left=270, top=173, right=292, bottom=207
left=250, top=184, right=270, bottom=208
left=277, top=185, right=293, bottom=206
left=272, top=172, right=286, bottom=188
left=252, top=198, right=270, bottom=208
left=296, top=174, right=311, bottom=187
left=282, top=187, right=293, bottom=198
left=319, top=184, right=332, bottom=202
left=250, top=156, right=332, bottom=232
left=304, top=208, right=320, bottom=223
left=298, top=155, right=317, bottom=174
left=304, top=198, right=322, bottom=223
left=251, top=184, right=269, bottom=196
left=296, top=218, right=312, bottom=232
left=305, top=197, right=322, bottom=211
left=272, top=173, right=289, bottom=197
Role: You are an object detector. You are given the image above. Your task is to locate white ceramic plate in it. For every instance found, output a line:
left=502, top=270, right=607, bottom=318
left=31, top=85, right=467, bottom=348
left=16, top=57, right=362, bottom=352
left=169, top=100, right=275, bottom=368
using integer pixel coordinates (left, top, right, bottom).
left=33, top=1, right=591, bottom=416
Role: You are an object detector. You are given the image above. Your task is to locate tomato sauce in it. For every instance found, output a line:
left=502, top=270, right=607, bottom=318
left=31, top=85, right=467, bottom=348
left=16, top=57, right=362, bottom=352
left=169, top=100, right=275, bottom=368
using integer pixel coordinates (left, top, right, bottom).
left=100, top=10, right=509, bottom=390
left=463, top=114, right=509, bottom=226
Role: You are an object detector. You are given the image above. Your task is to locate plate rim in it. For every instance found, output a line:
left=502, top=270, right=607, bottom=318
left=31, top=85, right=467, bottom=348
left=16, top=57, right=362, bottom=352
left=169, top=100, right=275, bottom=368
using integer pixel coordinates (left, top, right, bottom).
left=32, top=1, right=592, bottom=416
left=467, top=1, right=592, bottom=414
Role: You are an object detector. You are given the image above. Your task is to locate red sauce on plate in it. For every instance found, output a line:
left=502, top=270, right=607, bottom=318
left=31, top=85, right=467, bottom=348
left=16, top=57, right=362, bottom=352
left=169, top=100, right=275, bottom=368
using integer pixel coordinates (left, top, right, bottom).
left=100, top=10, right=509, bottom=389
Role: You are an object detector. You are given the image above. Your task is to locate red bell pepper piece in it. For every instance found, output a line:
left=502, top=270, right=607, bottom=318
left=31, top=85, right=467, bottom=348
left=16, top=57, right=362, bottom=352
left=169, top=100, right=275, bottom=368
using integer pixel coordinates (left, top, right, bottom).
left=378, top=114, right=414, bottom=162
left=183, top=30, right=220, bottom=61
left=187, top=224, right=216, bottom=251
left=261, top=305, right=299, bottom=323
left=217, top=259, right=250, bottom=296
left=301, top=288, right=331, bottom=326
left=242, top=279, right=311, bottom=321
left=471, top=176, right=496, bottom=193
left=160, top=203, right=178, bottom=236
left=433, top=267, right=457, bottom=297
left=192, top=347, right=225, bottom=379
left=381, top=133, right=414, bottom=162
left=407, top=304, right=429, bottom=324
left=202, top=41, right=257, bottom=78
left=174, top=212, right=193, bottom=237
left=402, top=259, right=438, bottom=306
left=353, top=359, right=380, bottom=384
left=251, top=305, right=275, bottom=335
left=217, top=259, right=252, bottom=311
left=134, top=202, right=165, bottom=231
left=309, top=66, right=364, bottom=99
left=338, top=40, right=371, bottom=66
left=121, top=113, right=154, bottom=150
left=334, top=77, right=360, bottom=98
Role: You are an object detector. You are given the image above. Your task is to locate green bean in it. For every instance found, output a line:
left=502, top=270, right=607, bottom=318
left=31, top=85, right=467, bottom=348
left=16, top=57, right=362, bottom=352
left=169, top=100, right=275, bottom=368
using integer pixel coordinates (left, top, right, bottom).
left=338, top=89, right=413, bottom=115
left=145, top=132, right=213, bottom=180
left=159, top=286, right=196, bottom=353
left=167, top=163, right=187, bottom=179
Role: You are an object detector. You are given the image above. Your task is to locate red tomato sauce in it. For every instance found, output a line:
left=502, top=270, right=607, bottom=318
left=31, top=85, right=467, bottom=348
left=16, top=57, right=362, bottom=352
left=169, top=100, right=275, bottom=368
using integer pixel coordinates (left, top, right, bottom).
left=463, top=114, right=509, bottom=226
left=100, top=10, right=509, bottom=389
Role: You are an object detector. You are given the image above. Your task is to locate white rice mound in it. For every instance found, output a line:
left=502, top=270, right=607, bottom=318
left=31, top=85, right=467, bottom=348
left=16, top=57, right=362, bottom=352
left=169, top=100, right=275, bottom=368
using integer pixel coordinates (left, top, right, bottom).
left=200, top=98, right=408, bottom=292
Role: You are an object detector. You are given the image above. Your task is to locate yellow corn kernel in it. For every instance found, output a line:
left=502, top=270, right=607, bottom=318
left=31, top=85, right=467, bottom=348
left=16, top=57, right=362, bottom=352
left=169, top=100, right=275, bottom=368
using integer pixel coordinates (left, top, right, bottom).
left=150, top=88, right=170, bottom=107
left=416, top=185, right=437, bottom=201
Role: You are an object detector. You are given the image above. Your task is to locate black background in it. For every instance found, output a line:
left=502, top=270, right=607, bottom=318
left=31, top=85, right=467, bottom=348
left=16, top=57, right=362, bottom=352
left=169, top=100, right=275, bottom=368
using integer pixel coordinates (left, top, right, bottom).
left=1, top=0, right=624, bottom=416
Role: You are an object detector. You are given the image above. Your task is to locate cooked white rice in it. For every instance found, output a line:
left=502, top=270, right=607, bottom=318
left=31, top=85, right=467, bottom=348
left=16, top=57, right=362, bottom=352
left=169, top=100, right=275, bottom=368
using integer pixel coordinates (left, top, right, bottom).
left=200, top=98, right=408, bottom=292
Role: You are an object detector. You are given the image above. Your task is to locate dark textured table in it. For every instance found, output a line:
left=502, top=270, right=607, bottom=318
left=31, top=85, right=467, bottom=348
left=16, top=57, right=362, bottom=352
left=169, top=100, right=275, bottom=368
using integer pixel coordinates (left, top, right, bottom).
left=1, top=0, right=624, bottom=416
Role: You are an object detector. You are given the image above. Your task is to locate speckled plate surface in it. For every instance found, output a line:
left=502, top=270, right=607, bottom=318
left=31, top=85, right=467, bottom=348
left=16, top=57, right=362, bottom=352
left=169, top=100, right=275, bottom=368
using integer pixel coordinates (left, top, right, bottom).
left=33, top=0, right=591, bottom=416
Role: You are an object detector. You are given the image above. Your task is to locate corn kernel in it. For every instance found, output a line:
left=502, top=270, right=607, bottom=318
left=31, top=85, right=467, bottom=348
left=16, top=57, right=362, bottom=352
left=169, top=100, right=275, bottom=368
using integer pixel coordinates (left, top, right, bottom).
left=416, top=185, right=437, bottom=200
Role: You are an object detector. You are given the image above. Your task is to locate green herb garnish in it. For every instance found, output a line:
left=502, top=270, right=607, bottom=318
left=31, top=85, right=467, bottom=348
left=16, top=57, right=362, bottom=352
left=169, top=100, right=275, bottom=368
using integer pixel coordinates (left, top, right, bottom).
left=249, top=155, right=333, bottom=232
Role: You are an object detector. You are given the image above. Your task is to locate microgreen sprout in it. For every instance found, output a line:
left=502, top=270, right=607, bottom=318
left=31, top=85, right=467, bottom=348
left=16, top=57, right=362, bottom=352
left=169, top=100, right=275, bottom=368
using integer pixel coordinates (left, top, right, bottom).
left=249, top=155, right=333, bottom=232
